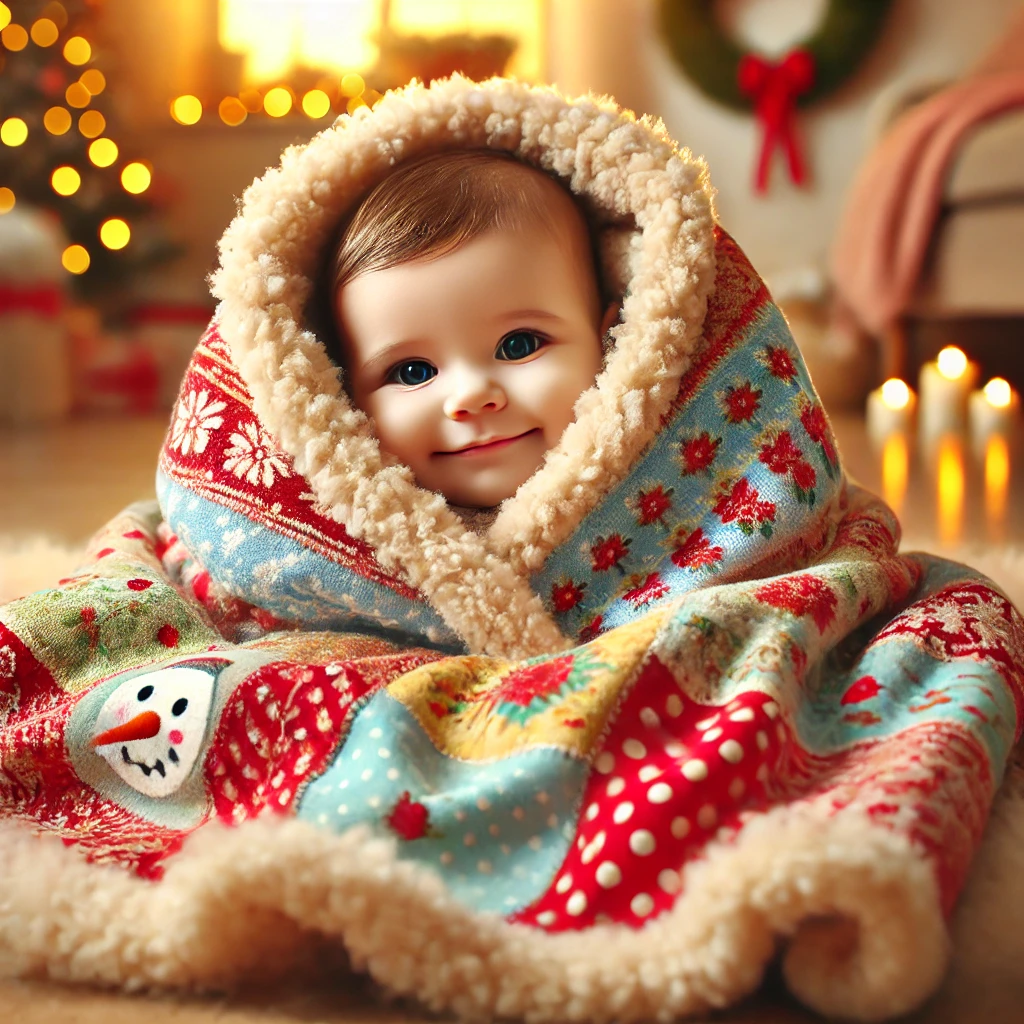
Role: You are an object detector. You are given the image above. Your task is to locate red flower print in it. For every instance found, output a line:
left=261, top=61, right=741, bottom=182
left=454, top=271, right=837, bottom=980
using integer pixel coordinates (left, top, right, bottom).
left=633, top=484, right=674, bottom=527
left=670, top=527, right=724, bottom=571
left=591, top=534, right=631, bottom=572
left=792, top=460, right=817, bottom=491
left=764, top=345, right=797, bottom=382
left=841, top=676, right=881, bottom=705
left=679, top=433, right=721, bottom=475
left=758, top=431, right=817, bottom=493
left=157, top=624, right=180, bottom=648
left=622, top=572, right=671, bottom=609
left=386, top=791, right=430, bottom=840
left=755, top=575, right=838, bottom=634
left=551, top=579, right=586, bottom=613
left=80, top=607, right=97, bottom=625
left=722, top=382, right=761, bottom=423
left=579, top=616, right=605, bottom=643
left=800, top=402, right=838, bottom=464
left=492, top=656, right=574, bottom=708
left=713, top=478, right=777, bottom=536
left=126, top=578, right=153, bottom=592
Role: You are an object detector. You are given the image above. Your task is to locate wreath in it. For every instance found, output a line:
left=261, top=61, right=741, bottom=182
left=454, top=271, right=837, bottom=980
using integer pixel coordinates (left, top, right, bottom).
left=658, top=0, right=893, bottom=191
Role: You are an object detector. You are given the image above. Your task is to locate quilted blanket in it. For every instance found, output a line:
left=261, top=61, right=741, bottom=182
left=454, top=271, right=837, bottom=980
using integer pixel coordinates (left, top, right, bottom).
left=1, top=76, right=1022, bottom=1023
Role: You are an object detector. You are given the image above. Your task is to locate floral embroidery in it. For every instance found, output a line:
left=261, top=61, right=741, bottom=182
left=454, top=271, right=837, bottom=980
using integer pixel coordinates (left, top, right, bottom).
left=170, top=390, right=226, bottom=456
left=631, top=485, right=674, bottom=527
left=223, top=421, right=292, bottom=488
left=721, top=381, right=762, bottom=423
left=678, top=433, right=721, bottom=475
left=387, top=791, right=431, bottom=840
left=755, top=574, right=838, bottom=633
left=622, top=572, right=671, bottom=609
left=758, top=430, right=817, bottom=497
left=551, top=579, right=586, bottom=613
left=713, top=478, right=777, bottom=537
left=800, top=400, right=838, bottom=466
left=762, top=344, right=797, bottom=382
left=591, top=534, right=632, bottom=573
left=670, top=527, right=724, bottom=571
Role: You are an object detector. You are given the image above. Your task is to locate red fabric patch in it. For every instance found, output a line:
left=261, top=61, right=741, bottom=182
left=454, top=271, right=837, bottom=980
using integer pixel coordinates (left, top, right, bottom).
left=126, top=579, right=153, bottom=592
left=157, top=624, right=180, bottom=648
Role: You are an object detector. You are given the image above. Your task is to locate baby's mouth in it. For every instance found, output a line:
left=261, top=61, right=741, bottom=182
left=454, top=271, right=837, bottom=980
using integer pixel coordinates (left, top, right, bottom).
left=440, top=429, right=540, bottom=457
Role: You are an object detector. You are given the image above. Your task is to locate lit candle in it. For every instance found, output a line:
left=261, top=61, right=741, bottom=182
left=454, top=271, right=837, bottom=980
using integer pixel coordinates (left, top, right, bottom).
left=918, top=346, right=979, bottom=445
left=968, top=377, right=1020, bottom=457
left=866, top=377, right=916, bottom=450
left=936, top=433, right=964, bottom=545
left=881, top=433, right=909, bottom=516
left=985, top=433, right=1010, bottom=542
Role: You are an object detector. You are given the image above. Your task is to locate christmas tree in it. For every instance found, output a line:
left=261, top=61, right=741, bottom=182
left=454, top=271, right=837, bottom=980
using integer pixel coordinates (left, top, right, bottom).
left=0, top=0, right=176, bottom=298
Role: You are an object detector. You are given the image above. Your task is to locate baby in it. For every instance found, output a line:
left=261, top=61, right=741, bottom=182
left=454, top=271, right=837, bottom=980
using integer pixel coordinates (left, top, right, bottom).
left=330, top=150, right=618, bottom=509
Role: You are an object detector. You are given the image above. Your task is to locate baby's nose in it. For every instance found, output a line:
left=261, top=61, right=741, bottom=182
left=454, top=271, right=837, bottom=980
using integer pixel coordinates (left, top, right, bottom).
left=443, top=371, right=507, bottom=420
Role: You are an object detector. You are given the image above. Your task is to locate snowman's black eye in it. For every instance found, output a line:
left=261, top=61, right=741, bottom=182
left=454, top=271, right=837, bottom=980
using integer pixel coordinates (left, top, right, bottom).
left=137, top=685, right=154, bottom=701
left=172, top=698, right=188, bottom=716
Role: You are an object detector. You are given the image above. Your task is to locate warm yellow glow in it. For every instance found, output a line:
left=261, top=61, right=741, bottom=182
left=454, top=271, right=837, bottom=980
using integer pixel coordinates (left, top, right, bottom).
left=0, top=5, right=10, bottom=33
left=302, top=88, right=331, bottom=118
left=238, top=87, right=262, bottom=112
left=43, top=105, right=72, bottom=135
left=983, top=377, right=1013, bottom=409
left=263, top=86, right=293, bottom=117
left=63, top=35, right=90, bottom=65
left=880, top=377, right=911, bottom=410
left=88, top=137, right=118, bottom=167
left=78, top=109, right=105, bottom=138
left=936, top=346, right=968, bottom=380
left=99, top=217, right=130, bottom=250
left=170, top=95, right=203, bottom=125
left=2, top=23, right=28, bottom=50
left=0, top=117, right=27, bottom=146
left=42, top=3, right=68, bottom=31
left=881, top=433, right=908, bottom=516
left=65, top=81, right=90, bottom=108
left=51, top=165, right=81, bottom=196
left=936, top=434, right=964, bottom=545
left=61, top=243, right=90, bottom=274
left=346, top=95, right=368, bottom=115
left=0, top=187, right=14, bottom=214
left=219, top=0, right=378, bottom=82
left=79, top=68, right=105, bottom=95
left=218, top=96, right=247, bottom=126
left=121, top=161, right=151, bottom=194
left=985, top=434, right=1010, bottom=542
left=30, top=17, right=58, bottom=46
left=340, top=72, right=364, bottom=98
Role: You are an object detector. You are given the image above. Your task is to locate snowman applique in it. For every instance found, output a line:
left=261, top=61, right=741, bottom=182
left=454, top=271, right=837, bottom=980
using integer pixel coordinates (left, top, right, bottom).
left=90, top=661, right=222, bottom=798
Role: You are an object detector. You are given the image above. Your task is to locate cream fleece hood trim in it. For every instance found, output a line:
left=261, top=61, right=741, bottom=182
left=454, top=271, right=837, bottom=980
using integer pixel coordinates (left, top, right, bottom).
left=211, top=75, right=717, bottom=660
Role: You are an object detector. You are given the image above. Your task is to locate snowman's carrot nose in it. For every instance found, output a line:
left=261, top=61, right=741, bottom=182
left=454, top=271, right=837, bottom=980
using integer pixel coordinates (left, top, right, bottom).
left=91, top=710, right=161, bottom=747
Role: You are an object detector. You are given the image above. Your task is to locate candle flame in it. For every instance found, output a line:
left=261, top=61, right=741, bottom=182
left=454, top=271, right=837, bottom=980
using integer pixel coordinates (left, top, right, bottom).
left=937, top=346, right=968, bottom=381
left=983, top=377, right=1013, bottom=409
left=937, top=434, right=964, bottom=545
left=881, top=433, right=908, bottom=515
left=985, top=434, right=1010, bottom=541
left=880, top=378, right=912, bottom=410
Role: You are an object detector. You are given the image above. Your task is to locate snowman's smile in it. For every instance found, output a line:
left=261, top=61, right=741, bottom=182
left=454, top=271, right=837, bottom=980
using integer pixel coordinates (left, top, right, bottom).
left=120, top=744, right=180, bottom=778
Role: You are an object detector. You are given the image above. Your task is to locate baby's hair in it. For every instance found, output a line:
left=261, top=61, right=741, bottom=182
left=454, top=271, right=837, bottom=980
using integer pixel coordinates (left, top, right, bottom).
left=330, top=148, right=604, bottom=314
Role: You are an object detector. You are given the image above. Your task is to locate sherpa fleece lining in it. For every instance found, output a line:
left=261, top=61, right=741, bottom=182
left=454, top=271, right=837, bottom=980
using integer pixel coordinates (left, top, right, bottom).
left=210, top=75, right=717, bottom=661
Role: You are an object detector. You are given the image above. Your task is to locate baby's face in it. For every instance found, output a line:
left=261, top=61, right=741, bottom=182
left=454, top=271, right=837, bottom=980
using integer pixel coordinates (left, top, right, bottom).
left=336, top=224, right=604, bottom=507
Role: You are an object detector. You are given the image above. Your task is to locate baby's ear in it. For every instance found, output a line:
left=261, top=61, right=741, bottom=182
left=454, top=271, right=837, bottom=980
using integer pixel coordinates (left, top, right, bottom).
left=599, top=301, right=621, bottom=341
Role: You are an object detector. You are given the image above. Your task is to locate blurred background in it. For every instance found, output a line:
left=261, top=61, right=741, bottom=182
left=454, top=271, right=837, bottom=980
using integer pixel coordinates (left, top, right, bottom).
left=2, top=0, right=1023, bottom=549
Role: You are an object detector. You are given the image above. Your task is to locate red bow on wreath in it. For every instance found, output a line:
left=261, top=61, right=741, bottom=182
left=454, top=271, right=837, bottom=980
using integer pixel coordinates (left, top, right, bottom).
left=737, top=49, right=816, bottom=194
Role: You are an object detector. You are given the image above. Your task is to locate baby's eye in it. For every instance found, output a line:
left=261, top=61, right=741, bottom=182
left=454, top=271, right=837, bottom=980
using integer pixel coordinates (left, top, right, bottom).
left=496, top=331, right=544, bottom=362
left=387, top=360, right=437, bottom=387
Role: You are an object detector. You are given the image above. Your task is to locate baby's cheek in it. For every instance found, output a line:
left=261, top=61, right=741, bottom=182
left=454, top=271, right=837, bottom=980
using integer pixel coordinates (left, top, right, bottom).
left=369, top=392, right=435, bottom=465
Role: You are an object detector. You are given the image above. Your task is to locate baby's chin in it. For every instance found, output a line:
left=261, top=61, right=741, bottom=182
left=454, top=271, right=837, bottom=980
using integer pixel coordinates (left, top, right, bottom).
left=421, top=447, right=547, bottom=508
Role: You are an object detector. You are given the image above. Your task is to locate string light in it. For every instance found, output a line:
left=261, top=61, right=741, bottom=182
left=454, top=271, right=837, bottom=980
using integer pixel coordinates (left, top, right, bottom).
left=62, top=243, right=90, bottom=273
left=2, top=23, right=28, bottom=50
left=0, top=4, right=10, bottom=32
left=78, top=109, right=105, bottom=138
left=51, top=165, right=80, bottom=195
left=170, top=95, right=202, bottom=124
left=263, top=86, right=292, bottom=117
left=88, top=137, right=118, bottom=166
left=120, top=161, right=151, bottom=194
left=301, top=89, right=331, bottom=118
left=65, top=81, right=90, bottom=107
left=218, top=96, right=247, bottom=126
left=99, top=217, right=130, bottom=250
left=43, top=105, right=71, bottom=134
left=30, top=17, right=58, bottom=46
left=0, top=117, right=27, bottom=146
left=0, top=187, right=14, bottom=214
left=79, top=68, right=105, bottom=95
left=62, top=34, right=90, bottom=65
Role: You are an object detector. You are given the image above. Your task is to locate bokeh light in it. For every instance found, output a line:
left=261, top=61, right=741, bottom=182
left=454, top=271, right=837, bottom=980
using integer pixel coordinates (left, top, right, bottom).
left=880, top=378, right=911, bottom=410
left=936, top=346, right=968, bottom=380
left=78, top=109, right=105, bottom=138
left=99, top=217, right=130, bottom=250
left=238, top=87, right=263, bottom=112
left=30, top=17, right=58, bottom=46
left=51, top=165, right=81, bottom=195
left=984, top=377, right=1013, bottom=408
left=120, top=161, right=151, bottom=194
left=301, top=89, right=331, bottom=118
left=88, top=137, right=117, bottom=166
left=42, top=3, right=68, bottom=31
left=0, top=187, right=14, bottom=213
left=0, top=4, right=10, bottom=33
left=340, top=73, right=364, bottom=97
left=170, top=94, right=202, bottom=124
left=218, top=96, right=247, bottom=126
left=263, top=86, right=292, bottom=117
left=43, top=105, right=71, bottom=134
left=80, top=68, right=105, bottom=95
left=61, top=243, right=90, bottom=274
left=62, top=34, right=90, bottom=64
left=346, top=96, right=368, bottom=115
left=65, top=81, right=90, bottom=107
left=2, top=23, right=28, bottom=50
left=0, top=117, right=27, bottom=146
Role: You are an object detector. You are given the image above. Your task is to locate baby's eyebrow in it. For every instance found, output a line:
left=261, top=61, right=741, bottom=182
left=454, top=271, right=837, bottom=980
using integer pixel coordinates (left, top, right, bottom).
left=498, top=309, right=564, bottom=323
left=358, top=341, right=421, bottom=375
